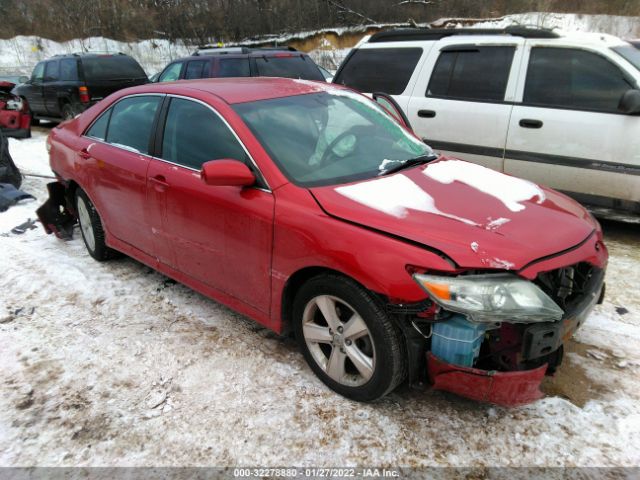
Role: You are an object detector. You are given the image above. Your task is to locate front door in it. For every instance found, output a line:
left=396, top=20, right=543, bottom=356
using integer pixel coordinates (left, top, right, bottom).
left=43, top=60, right=61, bottom=116
left=407, top=40, right=524, bottom=172
left=22, top=62, right=46, bottom=114
left=504, top=45, right=640, bottom=210
left=148, top=96, right=274, bottom=313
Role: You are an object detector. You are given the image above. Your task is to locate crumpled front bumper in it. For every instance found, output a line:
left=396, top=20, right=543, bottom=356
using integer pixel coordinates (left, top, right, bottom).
left=427, top=352, right=547, bottom=407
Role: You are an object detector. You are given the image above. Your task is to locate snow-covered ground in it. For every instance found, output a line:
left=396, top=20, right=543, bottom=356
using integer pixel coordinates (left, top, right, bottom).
left=0, top=130, right=639, bottom=467
left=1, top=12, right=639, bottom=76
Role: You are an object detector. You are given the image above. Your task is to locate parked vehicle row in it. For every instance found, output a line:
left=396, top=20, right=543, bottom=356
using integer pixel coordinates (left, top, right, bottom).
left=11, top=47, right=329, bottom=128
left=38, top=78, right=607, bottom=406
left=334, top=26, right=640, bottom=216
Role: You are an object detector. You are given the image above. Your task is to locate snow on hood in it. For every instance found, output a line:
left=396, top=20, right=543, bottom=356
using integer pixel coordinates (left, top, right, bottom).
left=423, top=159, right=545, bottom=212
left=310, top=161, right=596, bottom=270
left=335, top=174, right=478, bottom=225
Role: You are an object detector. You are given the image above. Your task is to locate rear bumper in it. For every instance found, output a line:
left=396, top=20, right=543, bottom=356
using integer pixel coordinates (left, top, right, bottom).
left=1, top=127, right=30, bottom=139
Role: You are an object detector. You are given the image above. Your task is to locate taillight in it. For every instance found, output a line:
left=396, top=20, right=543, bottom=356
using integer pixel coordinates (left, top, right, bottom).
left=79, top=86, right=90, bottom=104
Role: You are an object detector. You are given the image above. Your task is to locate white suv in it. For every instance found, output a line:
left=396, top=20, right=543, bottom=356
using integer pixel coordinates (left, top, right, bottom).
left=333, top=27, right=640, bottom=216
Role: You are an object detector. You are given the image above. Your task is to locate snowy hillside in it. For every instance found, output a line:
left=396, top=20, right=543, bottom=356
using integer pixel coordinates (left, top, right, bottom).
left=1, top=12, right=638, bottom=76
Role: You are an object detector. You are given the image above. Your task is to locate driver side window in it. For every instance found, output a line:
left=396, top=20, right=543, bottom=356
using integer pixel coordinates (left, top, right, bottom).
left=160, top=98, right=248, bottom=170
left=159, top=62, right=183, bottom=82
left=31, top=62, right=45, bottom=83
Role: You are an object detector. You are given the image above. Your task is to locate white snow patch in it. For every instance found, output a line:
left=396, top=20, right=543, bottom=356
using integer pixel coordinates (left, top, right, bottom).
left=335, top=174, right=477, bottom=225
left=424, top=160, right=546, bottom=212
left=485, top=217, right=511, bottom=231
left=8, top=135, right=53, bottom=177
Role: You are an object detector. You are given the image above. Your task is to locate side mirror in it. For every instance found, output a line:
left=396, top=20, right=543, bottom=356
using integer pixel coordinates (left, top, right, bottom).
left=201, top=159, right=256, bottom=187
left=619, top=89, right=640, bottom=115
left=19, top=76, right=28, bottom=84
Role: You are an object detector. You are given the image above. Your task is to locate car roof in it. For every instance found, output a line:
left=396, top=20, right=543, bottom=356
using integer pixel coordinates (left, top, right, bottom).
left=363, top=27, right=629, bottom=49
left=169, top=50, right=306, bottom=63
left=129, top=77, right=339, bottom=104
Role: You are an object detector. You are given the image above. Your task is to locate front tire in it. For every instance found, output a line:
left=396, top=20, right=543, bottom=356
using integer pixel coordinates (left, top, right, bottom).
left=75, top=189, right=117, bottom=261
left=61, top=103, right=79, bottom=121
left=293, top=274, right=406, bottom=401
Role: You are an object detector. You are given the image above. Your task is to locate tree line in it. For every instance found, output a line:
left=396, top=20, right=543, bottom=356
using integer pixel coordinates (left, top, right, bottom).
left=1, top=0, right=638, bottom=44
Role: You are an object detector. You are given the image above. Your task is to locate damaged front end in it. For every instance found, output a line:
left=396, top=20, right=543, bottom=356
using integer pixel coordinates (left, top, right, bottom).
left=0, top=82, right=31, bottom=139
left=393, top=261, right=606, bottom=407
left=36, top=181, right=76, bottom=240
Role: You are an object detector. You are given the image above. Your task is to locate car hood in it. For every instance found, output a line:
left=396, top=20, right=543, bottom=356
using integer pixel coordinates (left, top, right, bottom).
left=0, top=81, right=16, bottom=94
left=309, top=159, right=596, bottom=270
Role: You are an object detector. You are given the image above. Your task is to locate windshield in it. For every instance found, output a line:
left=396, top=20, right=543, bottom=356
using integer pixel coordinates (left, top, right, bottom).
left=233, top=90, right=434, bottom=187
left=612, top=45, right=640, bottom=72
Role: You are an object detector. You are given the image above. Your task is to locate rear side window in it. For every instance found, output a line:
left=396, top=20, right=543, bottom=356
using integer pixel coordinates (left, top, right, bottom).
left=254, top=55, right=324, bottom=81
left=524, top=47, right=633, bottom=112
left=217, top=58, right=251, bottom=77
left=86, top=109, right=111, bottom=140
left=184, top=60, right=210, bottom=80
left=82, top=56, right=147, bottom=81
left=427, top=46, right=515, bottom=102
left=161, top=98, right=247, bottom=170
left=59, top=59, right=78, bottom=81
left=44, top=61, right=60, bottom=82
left=106, top=96, right=161, bottom=154
left=334, top=48, right=423, bottom=95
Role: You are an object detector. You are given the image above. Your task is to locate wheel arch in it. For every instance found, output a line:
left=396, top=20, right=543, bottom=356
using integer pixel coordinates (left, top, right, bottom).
left=280, top=266, right=386, bottom=336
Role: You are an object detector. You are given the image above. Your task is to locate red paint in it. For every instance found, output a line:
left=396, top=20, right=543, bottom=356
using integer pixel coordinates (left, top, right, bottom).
left=427, top=353, right=546, bottom=407
left=201, top=159, right=256, bottom=187
left=45, top=78, right=608, bottom=399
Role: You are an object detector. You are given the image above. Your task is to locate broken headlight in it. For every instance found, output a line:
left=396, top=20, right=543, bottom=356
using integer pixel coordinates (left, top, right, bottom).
left=413, top=273, right=564, bottom=323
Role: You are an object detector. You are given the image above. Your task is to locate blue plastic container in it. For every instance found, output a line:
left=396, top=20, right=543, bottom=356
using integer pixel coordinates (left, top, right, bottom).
left=431, top=315, right=487, bottom=367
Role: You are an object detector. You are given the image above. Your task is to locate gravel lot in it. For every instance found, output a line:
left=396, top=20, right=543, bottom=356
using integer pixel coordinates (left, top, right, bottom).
left=1, top=130, right=639, bottom=468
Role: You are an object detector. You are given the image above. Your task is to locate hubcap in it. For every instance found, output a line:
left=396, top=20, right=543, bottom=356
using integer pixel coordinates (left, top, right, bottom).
left=77, top=196, right=96, bottom=252
left=302, top=295, right=376, bottom=387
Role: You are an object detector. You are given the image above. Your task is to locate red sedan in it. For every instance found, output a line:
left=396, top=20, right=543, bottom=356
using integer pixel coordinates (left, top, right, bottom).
left=38, top=78, right=607, bottom=405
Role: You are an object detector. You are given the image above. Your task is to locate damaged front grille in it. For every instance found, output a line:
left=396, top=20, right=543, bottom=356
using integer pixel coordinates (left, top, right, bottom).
left=535, top=262, right=599, bottom=313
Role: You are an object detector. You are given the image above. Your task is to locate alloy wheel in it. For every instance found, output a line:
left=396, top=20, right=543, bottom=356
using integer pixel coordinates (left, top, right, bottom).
left=302, top=294, right=376, bottom=387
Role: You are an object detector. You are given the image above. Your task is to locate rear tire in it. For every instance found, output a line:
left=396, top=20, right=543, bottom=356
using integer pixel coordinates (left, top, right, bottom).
left=61, top=103, right=78, bottom=121
left=75, top=189, right=118, bottom=261
left=293, top=274, right=406, bottom=402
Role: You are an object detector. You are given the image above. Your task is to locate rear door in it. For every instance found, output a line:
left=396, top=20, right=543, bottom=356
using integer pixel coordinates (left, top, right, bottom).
left=147, top=96, right=274, bottom=313
left=81, top=94, right=163, bottom=253
left=406, top=38, right=524, bottom=172
left=505, top=44, right=640, bottom=210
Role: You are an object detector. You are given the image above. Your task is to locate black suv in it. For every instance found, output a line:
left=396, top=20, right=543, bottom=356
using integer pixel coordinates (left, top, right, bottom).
left=156, top=47, right=325, bottom=83
left=14, top=53, right=148, bottom=123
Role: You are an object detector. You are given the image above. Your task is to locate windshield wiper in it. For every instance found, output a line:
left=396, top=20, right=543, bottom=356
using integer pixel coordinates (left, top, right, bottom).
left=379, top=154, right=437, bottom=176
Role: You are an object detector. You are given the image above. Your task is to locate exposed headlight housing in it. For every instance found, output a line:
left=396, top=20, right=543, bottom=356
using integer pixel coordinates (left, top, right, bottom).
left=413, top=273, right=563, bottom=323
left=5, top=97, right=23, bottom=111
